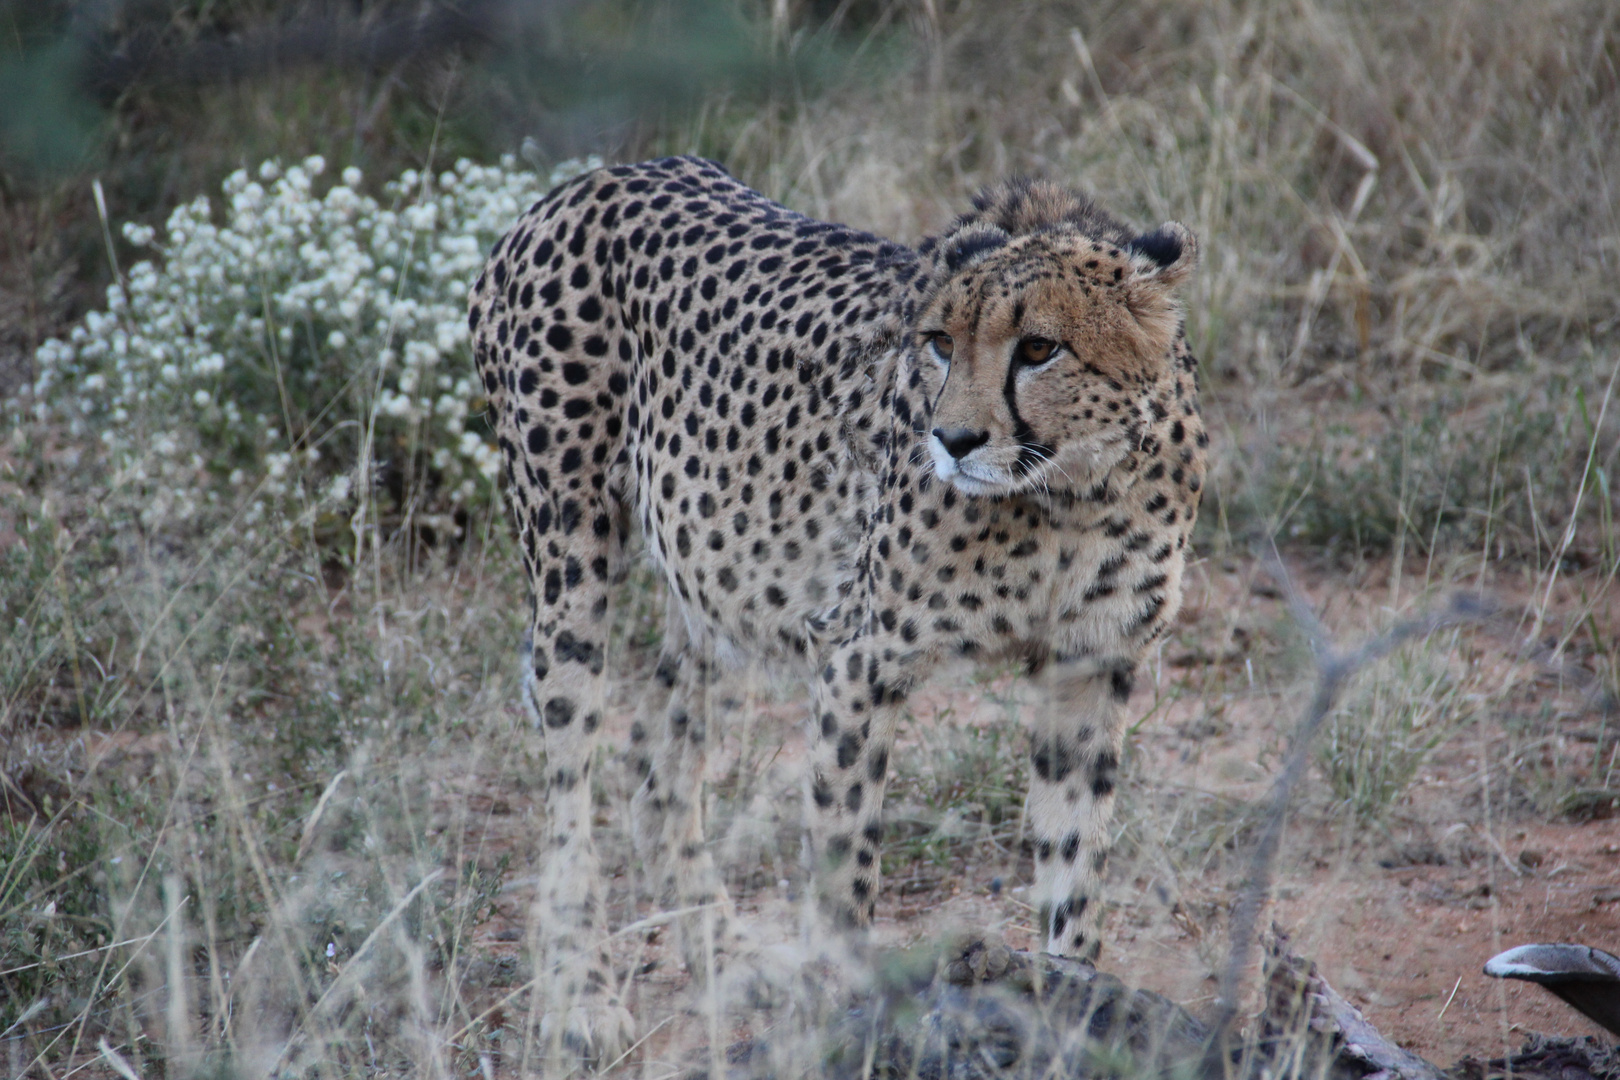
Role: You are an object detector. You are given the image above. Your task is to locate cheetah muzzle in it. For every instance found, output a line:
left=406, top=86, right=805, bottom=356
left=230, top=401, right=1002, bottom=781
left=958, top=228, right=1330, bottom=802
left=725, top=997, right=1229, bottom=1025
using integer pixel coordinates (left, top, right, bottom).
left=470, top=156, right=1206, bottom=1061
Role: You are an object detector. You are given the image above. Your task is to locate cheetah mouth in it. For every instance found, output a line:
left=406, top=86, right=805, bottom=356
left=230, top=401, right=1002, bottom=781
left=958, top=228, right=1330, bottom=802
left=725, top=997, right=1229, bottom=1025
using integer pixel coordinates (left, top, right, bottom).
left=942, top=470, right=1010, bottom=496
left=930, top=433, right=1138, bottom=500
left=929, top=429, right=1135, bottom=498
left=928, top=442, right=1024, bottom=497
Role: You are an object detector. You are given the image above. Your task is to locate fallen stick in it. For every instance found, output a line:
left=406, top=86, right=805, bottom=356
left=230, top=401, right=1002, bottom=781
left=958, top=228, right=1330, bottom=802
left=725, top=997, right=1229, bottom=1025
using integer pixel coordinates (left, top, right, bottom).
left=722, top=934, right=1465, bottom=1080
left=1260, top=926, right=1449, bottom=1080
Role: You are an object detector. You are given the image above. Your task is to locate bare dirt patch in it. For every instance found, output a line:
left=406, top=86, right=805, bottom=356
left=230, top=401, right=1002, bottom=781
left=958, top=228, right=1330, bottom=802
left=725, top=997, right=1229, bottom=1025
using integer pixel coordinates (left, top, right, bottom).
left=409, top=550, right=1620, bottom=1073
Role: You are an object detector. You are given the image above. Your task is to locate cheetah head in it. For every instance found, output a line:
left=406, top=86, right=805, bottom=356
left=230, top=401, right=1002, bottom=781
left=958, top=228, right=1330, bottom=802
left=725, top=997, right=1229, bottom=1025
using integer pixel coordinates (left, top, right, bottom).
left=913, top=184, right=1197, bottom=499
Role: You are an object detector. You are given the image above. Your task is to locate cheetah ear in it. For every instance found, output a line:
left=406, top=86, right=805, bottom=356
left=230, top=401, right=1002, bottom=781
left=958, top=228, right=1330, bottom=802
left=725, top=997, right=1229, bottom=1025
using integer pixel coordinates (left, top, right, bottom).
left=1127, top=222, right=1198, bottom=289
left=942, top=223, right=1012, bottom=273
left=1124, top=222, right=1197, bottom=352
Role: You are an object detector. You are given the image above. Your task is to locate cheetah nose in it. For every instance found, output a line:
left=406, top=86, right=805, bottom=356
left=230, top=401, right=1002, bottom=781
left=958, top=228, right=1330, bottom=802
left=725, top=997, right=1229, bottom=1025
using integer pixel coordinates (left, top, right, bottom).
left=933, top=427, right=990, bottom=460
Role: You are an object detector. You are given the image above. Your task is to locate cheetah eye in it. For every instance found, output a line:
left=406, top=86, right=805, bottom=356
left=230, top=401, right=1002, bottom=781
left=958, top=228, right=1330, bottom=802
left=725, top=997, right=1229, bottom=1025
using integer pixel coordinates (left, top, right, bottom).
left=928, top=333, right=955, bottom=363
left=1016, top=338, right=1059, bottom=367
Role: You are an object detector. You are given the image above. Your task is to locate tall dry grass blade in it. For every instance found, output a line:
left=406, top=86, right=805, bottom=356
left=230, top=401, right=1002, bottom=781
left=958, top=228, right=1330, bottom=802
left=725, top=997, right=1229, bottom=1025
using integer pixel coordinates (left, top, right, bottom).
left=98, top=1036, right=144, bottom=1080
left=161, top=875, right=195, bottom=1073
left=267, top=867, right=446, bottom=1073
left=1530, top=353, right=1620, bottom=644
left=294, top=768, right=350, bottom=865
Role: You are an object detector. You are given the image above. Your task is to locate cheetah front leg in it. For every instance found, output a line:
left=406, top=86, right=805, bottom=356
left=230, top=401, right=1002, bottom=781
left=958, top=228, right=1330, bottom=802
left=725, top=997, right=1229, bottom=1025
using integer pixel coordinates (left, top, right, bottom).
left=804, top=637, right=919, bottom=937
left=1023, top=656, right=1135, bottom=960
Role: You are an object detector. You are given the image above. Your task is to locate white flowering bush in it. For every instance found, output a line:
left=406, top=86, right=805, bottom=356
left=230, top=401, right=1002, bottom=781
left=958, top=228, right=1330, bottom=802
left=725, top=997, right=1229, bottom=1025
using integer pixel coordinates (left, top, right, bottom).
left=29, top=153, right=601, bottom=539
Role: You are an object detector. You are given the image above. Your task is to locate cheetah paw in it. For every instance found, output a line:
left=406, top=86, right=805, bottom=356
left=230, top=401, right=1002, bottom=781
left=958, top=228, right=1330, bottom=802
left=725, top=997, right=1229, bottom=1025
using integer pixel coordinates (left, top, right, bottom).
left=539, top=1000, right=636, bottom=1072
left=711, top=939, right=808, bottom=1011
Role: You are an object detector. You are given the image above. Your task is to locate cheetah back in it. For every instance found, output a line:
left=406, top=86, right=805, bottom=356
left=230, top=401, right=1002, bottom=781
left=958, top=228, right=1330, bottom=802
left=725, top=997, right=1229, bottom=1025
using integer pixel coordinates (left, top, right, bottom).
left=471, top=156, right=918, bottom=663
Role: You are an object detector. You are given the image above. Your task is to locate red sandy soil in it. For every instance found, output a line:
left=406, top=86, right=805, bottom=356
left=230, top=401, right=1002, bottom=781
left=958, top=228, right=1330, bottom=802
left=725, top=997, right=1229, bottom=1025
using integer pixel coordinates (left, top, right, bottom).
left=440, top=551, right=1618, bottom=1071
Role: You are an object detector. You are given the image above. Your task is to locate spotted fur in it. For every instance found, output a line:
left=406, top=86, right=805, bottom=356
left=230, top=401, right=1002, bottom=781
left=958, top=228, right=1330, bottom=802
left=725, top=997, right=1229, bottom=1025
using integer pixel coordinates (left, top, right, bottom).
left=468, top=157, right=1206, bottom=1060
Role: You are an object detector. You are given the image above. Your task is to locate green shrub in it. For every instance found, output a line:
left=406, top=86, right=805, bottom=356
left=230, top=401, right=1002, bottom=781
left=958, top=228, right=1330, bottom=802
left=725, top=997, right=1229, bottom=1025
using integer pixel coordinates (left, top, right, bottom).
left=1217, top=363, right=1620, bottom=562
left=1317, top=640, right=1477, bottom=820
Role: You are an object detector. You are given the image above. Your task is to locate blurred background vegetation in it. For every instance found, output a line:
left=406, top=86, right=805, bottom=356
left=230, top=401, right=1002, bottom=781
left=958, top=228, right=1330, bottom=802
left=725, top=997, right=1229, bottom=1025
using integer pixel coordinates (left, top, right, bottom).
left=0, top=0, right=878, bottom=396
left=4, top=0, right=1617, bottom=551
left=1, top=0, right=1617, bottom=1074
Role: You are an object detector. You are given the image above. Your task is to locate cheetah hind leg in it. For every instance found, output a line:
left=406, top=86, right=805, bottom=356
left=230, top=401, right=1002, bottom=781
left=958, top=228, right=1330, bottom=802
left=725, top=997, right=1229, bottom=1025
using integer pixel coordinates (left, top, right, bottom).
left=630, top=642, right=798, bottom=1008
left=535, top=992, right=635, bottom=1074
left=626, top=609, right=690, bottom=874
left=523, top=649, right=635, bottom=1071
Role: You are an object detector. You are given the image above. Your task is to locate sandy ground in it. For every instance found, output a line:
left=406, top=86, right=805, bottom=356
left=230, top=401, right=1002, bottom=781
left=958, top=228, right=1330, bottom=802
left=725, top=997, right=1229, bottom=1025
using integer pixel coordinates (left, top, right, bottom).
left=428, top=550, right=1619, bottom=1072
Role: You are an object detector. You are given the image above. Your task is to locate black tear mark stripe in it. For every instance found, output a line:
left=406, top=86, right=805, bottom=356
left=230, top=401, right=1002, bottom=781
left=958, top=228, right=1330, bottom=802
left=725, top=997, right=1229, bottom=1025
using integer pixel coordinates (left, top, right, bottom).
left=1003, top=352, right=1055, bottom=474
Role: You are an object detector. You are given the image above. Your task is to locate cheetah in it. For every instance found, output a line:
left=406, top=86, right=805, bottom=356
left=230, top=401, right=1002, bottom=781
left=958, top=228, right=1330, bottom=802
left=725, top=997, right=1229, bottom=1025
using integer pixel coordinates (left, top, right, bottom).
left=469, top=155, right=1205, bottom=1061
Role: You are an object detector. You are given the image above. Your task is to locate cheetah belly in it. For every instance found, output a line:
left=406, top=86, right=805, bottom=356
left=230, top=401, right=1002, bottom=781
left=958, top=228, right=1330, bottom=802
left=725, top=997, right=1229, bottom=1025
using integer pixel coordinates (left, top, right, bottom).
left=631, top=425, right=870, bottom=665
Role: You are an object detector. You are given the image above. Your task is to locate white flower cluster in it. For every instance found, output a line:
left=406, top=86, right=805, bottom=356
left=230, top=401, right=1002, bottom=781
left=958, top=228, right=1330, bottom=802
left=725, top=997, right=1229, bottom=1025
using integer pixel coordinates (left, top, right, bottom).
left=30, top=153, right=602, bottom=536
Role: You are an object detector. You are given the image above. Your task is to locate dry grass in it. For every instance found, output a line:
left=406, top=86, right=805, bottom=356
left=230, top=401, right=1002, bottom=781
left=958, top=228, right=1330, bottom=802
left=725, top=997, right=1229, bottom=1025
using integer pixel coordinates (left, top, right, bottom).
left=3, top=0, right=1619, bottom=1076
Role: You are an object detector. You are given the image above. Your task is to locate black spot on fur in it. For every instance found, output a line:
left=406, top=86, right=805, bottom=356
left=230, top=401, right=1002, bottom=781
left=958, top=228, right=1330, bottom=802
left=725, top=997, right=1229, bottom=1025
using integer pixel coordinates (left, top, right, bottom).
left=543, top=697, right=575, bottom=728
left=1110, top=666, right=1135, bottom=702
left=944, top=226, right=1010, bottom=271
left=1031, top=738, right=1077, bottom=783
